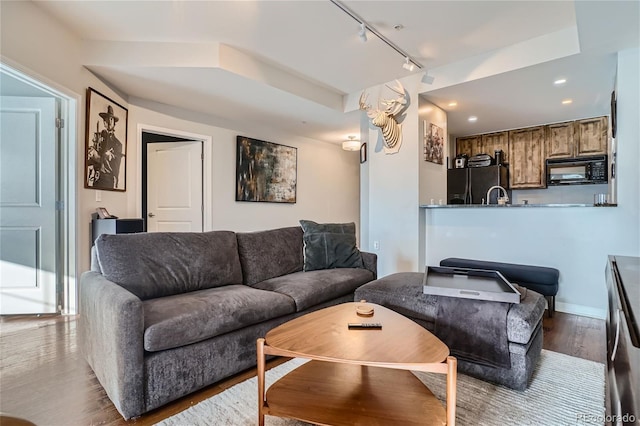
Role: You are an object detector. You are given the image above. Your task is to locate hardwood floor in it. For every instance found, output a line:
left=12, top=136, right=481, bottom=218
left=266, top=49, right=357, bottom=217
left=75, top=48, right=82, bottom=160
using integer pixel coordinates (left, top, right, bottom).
left=542, top=311, right=606, bottom=364
left=0, top=311, right=605, bottom=426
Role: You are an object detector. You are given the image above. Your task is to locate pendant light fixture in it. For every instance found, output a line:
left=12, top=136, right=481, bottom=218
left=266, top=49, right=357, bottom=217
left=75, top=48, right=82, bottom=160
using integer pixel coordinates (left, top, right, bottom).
left=342, top=136, right=361, bottom=151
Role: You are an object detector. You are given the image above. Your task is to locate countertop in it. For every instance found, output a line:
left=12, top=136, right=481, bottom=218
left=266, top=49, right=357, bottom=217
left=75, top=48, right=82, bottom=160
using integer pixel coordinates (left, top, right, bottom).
left=420, top=203, right=618, bottom=209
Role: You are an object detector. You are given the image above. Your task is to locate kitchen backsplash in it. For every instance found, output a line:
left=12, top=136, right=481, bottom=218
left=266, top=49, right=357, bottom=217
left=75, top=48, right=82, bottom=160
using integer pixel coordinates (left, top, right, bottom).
left=510, top=183, right=609, bottom=205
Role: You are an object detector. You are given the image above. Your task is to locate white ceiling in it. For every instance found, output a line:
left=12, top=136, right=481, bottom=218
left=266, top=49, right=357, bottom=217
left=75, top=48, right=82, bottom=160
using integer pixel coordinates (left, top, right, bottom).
left=32, top=0, right=639, bottom=143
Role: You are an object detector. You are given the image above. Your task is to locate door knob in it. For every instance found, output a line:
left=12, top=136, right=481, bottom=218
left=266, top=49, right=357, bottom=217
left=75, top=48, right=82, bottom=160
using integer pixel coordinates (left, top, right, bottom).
left=148, top=212, right=155, bottom=218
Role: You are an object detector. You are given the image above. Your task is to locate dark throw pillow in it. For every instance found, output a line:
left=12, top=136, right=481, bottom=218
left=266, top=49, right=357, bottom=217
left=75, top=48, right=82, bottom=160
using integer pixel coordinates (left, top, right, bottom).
left=299, top=220, right=364, bottom=271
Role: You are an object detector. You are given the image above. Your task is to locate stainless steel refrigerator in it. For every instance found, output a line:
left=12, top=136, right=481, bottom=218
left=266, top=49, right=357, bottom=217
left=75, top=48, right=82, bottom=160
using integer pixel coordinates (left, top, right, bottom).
left=447, top=165, right=510, bottom=204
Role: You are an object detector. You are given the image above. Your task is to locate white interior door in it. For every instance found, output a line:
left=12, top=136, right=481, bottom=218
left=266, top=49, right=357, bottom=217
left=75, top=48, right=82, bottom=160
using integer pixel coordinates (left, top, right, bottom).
left=147, top=141, right=203, bottom=232
left=0, top=96, right=58, bottom=314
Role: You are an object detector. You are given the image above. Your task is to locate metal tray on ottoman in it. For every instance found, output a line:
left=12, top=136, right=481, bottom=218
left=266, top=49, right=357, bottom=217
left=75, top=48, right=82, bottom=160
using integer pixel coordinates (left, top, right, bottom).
left=422, top=266, right=521, bottom=304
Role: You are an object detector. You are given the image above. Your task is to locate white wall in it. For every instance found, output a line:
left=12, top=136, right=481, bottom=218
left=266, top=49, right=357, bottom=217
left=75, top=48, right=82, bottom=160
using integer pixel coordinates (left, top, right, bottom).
left=424, top=48, right=640, bottom=319
left=361, top=75, right=423, bottom=277
left=1, top=1, right=360, bottom=283
left=418, top=98, right=448, bottom=205
left=418, top=98, right=448, bottom=272
left=1, top=0, right=130, bottom=284
left=129, top=103, right=360, bottom=233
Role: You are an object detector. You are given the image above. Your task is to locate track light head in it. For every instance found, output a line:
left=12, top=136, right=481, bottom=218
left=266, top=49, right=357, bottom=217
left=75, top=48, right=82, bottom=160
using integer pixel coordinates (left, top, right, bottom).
left=402, top=57, right=415, bottom=72
left=331, top=0, right=424, bottom=71
left=358, top=22, right=367, bottom=42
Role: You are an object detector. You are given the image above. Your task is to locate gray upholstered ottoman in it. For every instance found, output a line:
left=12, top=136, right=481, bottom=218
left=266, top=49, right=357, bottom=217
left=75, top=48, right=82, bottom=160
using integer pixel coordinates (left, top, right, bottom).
left=354, top=272, right=545, bottom=390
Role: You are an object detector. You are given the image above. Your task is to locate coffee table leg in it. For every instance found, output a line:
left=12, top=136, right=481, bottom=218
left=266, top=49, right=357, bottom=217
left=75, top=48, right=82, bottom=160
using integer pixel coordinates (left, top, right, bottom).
left=257, top=338, right=266, bottom=426
left=446, top=356, right=457, bottom=426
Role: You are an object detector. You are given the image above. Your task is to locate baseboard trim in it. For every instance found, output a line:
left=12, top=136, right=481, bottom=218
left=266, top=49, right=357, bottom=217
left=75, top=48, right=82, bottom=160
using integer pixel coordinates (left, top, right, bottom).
left=556, top=302, right=606, bottom=320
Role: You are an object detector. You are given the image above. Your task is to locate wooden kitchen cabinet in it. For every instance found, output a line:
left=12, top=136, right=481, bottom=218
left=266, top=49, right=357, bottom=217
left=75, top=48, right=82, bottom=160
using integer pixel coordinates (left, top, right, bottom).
left=455, top=116, right=606, bottom=190
left=508, top=126, right=545, bottom=188
left=455, top=135, right=481, bottom=157
left=546, top=117, right=608, bottom=158
left=481, top=131, right=509, bottom=163
left=545, top=121, right=575, bottom=159
left=456, top=133, right=508, bottom=161
left=576, top=116, right=608, bottom=156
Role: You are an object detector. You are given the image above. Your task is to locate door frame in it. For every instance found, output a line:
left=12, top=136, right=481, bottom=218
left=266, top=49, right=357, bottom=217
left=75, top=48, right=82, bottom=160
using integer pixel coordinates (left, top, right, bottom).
left=1, top=60, right=79, bottom=315
left=136, top=124, right=212, bottom=231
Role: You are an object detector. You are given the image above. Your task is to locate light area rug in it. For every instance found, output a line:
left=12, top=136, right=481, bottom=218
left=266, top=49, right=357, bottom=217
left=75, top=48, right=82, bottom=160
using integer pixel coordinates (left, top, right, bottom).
left=156, top=350, right=605, bottom=426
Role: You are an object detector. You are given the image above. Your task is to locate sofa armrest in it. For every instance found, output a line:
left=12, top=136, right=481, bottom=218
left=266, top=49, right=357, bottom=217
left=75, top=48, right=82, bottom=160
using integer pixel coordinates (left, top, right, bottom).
left=361, top=251, right=377, bottom=280
left=79, top=271, right=145, bottom=419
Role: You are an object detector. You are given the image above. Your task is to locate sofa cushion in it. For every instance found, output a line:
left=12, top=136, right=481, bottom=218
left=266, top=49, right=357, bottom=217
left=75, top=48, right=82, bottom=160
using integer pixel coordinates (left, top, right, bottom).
left=142, top=285, right=296, bottom=352
left=96, top=231, right=243, bottom=300
left=299, top=220, right=364, bottom=271
left=236, top=227, right=303, bottom=286
left=252, top=268, right=374, bottom=312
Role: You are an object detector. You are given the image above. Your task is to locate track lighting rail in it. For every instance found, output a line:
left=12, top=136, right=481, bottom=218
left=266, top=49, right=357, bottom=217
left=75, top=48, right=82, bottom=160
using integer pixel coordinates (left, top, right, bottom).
left=329, top=0, right=423, bottom=71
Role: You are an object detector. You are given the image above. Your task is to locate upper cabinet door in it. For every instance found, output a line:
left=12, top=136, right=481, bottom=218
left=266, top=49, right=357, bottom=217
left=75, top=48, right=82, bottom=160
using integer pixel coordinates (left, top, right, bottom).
left=508, top=127, right=546, bottom=189
left=576, top=116, right=608, bottom=157
left=455, top=135, right=482, bottom=158
left=545, top=121, right=575, bottom=159
left=481, top=131, right=509, bottom=163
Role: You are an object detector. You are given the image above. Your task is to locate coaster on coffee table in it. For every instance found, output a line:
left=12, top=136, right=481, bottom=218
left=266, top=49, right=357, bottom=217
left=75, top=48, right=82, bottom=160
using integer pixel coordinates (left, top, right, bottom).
left=355, top=301, right=374, bottom=316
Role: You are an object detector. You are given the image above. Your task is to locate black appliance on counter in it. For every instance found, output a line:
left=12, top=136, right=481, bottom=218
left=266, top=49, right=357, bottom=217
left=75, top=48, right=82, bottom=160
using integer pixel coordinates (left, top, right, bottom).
left=468, top=153, right=494, bottom=168
left=454, top=154, right=468, bottom=168
left=447, top=165, right=510, bottom=204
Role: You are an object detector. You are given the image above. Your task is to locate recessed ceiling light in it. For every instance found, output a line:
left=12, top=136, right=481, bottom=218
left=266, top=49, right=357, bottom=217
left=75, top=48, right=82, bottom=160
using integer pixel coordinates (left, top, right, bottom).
left=554, top=78, right=567, bottom=86
left=448, top=101, right=458, bottom=107
left=562, top=99, right=573, bottom=105
left=468, top=116, right=478, bottom=122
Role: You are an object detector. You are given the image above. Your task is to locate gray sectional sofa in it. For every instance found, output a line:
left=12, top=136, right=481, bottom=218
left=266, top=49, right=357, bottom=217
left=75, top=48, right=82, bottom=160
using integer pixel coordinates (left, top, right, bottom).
left=80, top=226, right=377, bottom=419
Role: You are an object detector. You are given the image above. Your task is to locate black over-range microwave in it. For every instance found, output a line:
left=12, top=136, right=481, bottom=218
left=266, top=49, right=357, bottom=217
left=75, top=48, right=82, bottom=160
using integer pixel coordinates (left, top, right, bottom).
left=546, top=155, right=608, bottom=186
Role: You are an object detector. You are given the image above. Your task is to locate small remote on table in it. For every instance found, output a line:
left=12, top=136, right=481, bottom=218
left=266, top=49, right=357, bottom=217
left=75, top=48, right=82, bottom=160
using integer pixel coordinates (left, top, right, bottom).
left=348, top=322, right=382, bottom=329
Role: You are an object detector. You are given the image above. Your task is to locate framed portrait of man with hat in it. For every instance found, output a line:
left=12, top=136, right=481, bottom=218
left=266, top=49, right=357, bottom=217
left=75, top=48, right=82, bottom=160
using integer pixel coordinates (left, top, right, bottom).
left=85, top=87, right=128, bottom=191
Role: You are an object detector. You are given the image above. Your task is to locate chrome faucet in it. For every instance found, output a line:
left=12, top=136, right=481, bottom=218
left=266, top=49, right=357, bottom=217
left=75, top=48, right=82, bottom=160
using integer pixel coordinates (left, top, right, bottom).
left=486, top=185, right=509, bottom=205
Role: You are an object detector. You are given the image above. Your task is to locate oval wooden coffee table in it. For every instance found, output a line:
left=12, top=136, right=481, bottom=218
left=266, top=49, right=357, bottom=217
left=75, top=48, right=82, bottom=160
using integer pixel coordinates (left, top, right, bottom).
left=257, top=302, right=457, bottom=425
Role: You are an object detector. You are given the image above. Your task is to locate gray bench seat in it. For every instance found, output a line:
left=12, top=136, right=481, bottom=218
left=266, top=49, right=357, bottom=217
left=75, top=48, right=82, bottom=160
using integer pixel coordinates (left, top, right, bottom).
left=440, top=257, right=559, bottom=316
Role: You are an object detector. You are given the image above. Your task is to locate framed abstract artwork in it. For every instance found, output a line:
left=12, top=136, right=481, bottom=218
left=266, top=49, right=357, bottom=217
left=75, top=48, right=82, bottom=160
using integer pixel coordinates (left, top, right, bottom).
left=235, top=136, right=297, bottom=203
left=85, top=88, right=128, bottom=191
